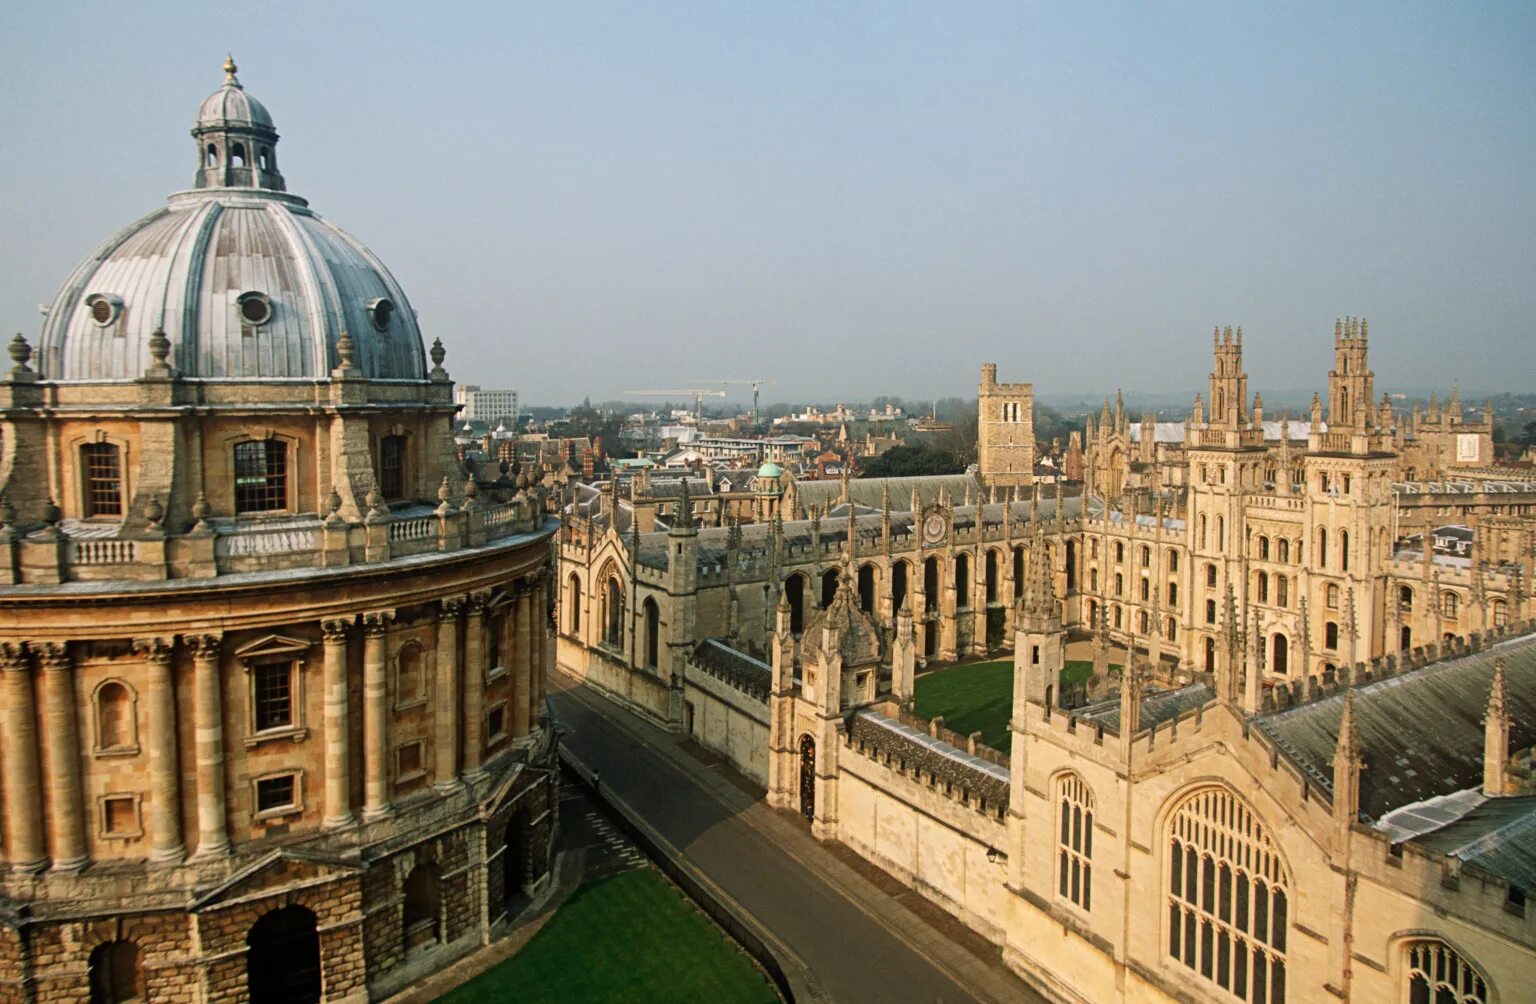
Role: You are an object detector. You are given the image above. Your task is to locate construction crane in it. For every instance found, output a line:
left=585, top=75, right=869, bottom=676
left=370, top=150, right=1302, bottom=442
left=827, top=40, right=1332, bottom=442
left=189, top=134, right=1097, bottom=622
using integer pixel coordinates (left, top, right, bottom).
left=623, top=388, right=726, bottom=423
left=694, top=378, right=777, bottom=427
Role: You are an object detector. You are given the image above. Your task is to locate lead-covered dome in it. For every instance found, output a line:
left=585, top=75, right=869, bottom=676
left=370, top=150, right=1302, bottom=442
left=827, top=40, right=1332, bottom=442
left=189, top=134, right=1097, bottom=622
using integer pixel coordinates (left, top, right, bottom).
left=35, top=59, right=425, bottom=382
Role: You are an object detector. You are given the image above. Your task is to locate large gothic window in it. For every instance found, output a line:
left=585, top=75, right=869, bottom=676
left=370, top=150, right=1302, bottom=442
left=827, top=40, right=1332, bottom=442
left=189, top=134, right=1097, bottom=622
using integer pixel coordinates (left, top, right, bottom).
left=1167, top=787, right=1288, bottom=1003
left=1404, top=940, right=1488, bottom=1004
left=1057, top=773, right=1093, bottom=911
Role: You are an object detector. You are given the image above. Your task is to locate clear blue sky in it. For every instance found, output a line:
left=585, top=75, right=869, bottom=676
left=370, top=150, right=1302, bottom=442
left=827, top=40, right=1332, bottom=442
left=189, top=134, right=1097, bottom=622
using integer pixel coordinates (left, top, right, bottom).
left=2, top=2, right=1532, bottom=405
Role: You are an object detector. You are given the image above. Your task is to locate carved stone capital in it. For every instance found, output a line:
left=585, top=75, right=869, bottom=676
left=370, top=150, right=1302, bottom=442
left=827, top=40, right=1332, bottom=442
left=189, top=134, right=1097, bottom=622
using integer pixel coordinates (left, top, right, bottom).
left=361, top=610, right=395, bottom=638
left=0, top=641, right=30, bottom=670
left=185, top=634, right=223, bottom=660
left=36, top=641, right=71, bottom=670
left=465, top=589, right=493, bottom=614
left=132, top=637, right=174, bottom=664
left=440, top=594, right=467, bottom=619
left=321, top=618, right=353, bottom=644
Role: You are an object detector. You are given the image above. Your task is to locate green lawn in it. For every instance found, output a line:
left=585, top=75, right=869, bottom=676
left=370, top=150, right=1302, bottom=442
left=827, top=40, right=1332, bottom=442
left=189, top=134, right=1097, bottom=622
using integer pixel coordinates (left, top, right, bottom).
left=914, top=659, right=1124, bottom=749
left=914, top=660, right=1013, bottom=749
left=436, top=869, right=779, bottom=1004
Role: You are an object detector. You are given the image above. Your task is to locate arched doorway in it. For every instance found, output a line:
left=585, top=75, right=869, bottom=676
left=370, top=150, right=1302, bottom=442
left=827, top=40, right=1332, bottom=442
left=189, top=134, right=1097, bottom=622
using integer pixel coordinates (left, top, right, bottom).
left=247, top=905, right=321, bottom=1004
left=88, top=940, right=141, bottom=1004
left=402, top=863, right=442, bottom=954
left=504, top=812, right=530, bottom=912
left=1272, top=633, right=1289, bottom=676
left=642, top=598, right=660, bottom=669
left=798, top=734, right=816, bottom=820
left=1204, top=637, right=1216, bottom=674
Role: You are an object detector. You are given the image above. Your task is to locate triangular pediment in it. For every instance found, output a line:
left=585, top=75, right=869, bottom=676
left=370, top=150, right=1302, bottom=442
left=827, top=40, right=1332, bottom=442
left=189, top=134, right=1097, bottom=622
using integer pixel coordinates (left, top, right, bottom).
left=192, top=847, right=365, bottom=910
left=233, top=634, right=313, bottom=660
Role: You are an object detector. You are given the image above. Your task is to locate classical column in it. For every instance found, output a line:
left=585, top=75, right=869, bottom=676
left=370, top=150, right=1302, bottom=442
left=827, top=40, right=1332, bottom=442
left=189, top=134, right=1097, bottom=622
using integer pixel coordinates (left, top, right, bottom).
left=462, top=591, right=490, bottom=777
left=512, top=585, right=534, bottom=738
left=136, top=637, right=184, bottom=864
left=320, top=619, right=355, bottom=829
left=433, top=597, right=465, bottom=789
left=362, top=611, right=394, bottom=819
left=39, top=643, right=87, bottom=871
left=531, top=576, right=548, bottom=725
left=0, top=644, right=47, bottom=872
left=186, top=634, right=230, bottom=856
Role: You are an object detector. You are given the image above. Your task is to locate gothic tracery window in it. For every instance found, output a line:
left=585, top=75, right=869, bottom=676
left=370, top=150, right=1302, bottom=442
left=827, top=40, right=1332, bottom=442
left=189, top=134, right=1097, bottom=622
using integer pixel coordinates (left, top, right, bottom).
left=1057, top=773, right=1094, bottom=910
left=1167, top=787, right=1288, bottom=1003
left=1404, top=940, right=1488, bottom=1004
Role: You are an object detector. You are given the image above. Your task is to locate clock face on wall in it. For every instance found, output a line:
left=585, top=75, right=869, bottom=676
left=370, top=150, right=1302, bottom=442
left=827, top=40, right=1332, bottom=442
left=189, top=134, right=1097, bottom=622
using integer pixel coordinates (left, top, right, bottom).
left=923, top=513, right=946, bottom=544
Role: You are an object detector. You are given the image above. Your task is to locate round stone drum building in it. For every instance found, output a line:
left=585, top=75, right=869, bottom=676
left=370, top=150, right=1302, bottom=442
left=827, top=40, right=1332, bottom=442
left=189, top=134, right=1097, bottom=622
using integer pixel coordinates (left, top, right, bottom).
left=0, top=61, right=558, bottom=1003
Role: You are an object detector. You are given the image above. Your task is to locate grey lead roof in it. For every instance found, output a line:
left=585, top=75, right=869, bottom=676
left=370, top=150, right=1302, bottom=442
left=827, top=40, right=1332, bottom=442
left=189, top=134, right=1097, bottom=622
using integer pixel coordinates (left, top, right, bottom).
left=1410, top=795, right=1536, bottom=891
left=1254, top=633, right=1536, bottom=821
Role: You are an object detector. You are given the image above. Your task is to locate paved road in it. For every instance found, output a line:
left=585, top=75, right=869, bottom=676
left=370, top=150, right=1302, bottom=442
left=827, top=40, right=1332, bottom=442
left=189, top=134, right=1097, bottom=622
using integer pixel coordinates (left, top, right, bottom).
left=551, top=683, right=1021, bottom=1004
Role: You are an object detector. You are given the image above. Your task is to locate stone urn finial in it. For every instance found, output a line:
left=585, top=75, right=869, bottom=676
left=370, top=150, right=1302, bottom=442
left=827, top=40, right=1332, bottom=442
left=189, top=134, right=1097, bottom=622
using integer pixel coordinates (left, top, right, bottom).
left=438, top=475, right=451, bottom=503
left=8, top=334, right=33, bottom=374
left=148, top=328, right=171, bottom=365
left=429, top=337, right=447, bottom=378
left=190, top=490, right=212, bottom=532
left=364, top=488, right=388, bottom=523
left=464, top=476, right=478, bottom=501
left=143, top=496, right=165, bottom=529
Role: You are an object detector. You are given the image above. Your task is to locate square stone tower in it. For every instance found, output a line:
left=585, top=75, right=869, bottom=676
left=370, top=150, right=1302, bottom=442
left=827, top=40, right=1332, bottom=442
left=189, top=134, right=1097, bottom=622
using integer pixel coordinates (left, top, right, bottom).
left=978, top=363, right=1035, bottom=488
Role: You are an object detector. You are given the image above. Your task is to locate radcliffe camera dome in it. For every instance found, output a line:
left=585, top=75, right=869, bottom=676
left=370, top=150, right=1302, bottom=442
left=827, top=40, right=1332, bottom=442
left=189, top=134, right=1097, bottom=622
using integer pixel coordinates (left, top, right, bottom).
left=35, top=57, right=426, bottom=382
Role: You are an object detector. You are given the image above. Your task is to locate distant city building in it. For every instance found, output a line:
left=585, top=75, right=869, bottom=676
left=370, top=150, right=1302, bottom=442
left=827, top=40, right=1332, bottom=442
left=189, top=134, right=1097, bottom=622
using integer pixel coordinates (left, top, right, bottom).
left=456, top=384, right=520, bottom=426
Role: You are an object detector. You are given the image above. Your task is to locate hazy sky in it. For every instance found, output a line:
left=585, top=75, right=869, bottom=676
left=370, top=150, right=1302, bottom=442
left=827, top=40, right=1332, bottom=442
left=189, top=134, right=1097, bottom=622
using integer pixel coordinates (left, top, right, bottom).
left=2, top=3, right=1533, bottom=405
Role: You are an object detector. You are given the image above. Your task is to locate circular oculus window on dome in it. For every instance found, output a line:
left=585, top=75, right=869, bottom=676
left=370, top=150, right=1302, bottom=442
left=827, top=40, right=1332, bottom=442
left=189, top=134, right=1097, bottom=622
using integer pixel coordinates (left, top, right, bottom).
left=85, top=293, right=122, bottom=327
left=237, top=291, right=273, bottom=326
left=368, top=298, right=394, bottom=331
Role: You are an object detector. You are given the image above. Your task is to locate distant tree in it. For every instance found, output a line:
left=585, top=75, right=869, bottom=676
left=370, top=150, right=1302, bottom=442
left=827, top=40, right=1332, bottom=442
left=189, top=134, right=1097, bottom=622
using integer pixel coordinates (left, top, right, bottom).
left=858, top=445, right=964, bottom=478
left=1523, top=420, right=1536, bottom=448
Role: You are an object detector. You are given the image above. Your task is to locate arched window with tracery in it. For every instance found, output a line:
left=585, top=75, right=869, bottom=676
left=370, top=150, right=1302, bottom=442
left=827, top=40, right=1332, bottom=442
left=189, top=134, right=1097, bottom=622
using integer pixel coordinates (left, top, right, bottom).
left=1057, top=773, right=1094, bottom=910
left=1403, top=940, right=1488, bottom=1004
left=1167, top=787, right=1288, bottom=1002
left=602, top=574, right=625, bottom=647
left=566, top=573, right=582, bottom=635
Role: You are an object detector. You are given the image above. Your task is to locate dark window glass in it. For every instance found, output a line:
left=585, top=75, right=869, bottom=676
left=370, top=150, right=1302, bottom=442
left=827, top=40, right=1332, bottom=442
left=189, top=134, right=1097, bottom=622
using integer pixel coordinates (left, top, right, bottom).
left=256, top=774, right=296, bottom=813
left=254, top=662, right=292, bottom=731
left=379, top=435, right=406, bottom=499
left=83, top=443, right=123, bottom=517
left=234, top=440, right=288, bottom=513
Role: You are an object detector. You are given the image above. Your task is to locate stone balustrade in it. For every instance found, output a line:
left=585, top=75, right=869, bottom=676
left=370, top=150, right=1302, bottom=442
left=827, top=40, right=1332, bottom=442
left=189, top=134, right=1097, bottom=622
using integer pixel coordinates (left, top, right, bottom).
left=0, top=494, right=545, bottom=586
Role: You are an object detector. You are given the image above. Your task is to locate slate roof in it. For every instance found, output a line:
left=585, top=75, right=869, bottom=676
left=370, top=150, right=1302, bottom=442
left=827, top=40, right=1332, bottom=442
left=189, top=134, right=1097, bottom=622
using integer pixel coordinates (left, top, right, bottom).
left=690, top=640, right=771, bottom=701
left=1253, top=632, right=1536, bottom=821
left=848, top=710, right=1009, bottom=807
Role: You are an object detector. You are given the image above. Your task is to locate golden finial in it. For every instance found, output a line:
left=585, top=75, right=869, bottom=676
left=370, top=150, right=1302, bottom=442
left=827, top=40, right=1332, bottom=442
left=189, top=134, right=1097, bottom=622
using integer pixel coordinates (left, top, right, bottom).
left=223, top=53, right=239, bottom=85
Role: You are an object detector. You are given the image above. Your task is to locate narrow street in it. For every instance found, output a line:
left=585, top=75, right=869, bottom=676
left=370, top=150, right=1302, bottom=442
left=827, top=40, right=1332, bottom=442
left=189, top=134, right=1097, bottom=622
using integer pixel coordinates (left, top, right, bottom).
left=550, top=679, right=1047, bottom=1004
